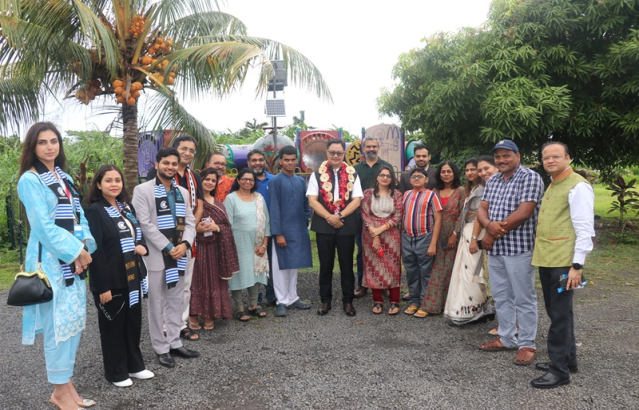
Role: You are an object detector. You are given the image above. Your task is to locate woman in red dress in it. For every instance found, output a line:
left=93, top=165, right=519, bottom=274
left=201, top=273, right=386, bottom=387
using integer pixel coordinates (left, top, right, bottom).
left=361, top=166, right=403, bottom=315
left=189, top=168, right=239, bottom=330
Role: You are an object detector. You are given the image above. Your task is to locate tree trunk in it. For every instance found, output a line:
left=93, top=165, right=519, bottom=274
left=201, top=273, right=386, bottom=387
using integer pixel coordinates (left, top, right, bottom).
left=122, top=102, right=139, bottom=189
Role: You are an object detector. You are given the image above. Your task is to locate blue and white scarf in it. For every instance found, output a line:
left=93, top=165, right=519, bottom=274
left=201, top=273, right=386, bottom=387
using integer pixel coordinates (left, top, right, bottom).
left=154, top=178, right=187, bottom=288
left=34, top=159, right=85, bottom=286
left=103, top=199, right=148, bottom=307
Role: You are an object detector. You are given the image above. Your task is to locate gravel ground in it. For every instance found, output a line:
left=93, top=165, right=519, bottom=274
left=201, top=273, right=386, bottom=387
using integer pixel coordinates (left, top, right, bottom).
left=0, top=269, right=637, bottom=410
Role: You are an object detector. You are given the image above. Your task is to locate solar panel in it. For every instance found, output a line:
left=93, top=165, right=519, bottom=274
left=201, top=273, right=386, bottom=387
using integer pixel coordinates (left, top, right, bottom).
left=265, top=99, right=286, bottom=117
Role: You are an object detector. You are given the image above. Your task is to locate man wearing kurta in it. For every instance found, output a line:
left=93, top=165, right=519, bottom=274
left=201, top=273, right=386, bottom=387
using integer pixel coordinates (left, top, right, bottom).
left=269, top=146, right=313, bottom=317
left=531, top=142, right=594, bottom=389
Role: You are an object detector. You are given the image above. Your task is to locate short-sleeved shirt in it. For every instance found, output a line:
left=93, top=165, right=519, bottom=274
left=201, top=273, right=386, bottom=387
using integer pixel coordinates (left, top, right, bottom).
left=402, top=189, right=442, bottom=237
left=481, top=164, right=545, bottom=256
left=306, top=165, right=364, bottom=199
left=353, top=158, right=393, bottom=191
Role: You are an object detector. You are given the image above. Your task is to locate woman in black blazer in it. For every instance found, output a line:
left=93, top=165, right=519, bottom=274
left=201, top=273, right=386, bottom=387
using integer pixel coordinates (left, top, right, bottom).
left=85, top=165, right=154, bottom=387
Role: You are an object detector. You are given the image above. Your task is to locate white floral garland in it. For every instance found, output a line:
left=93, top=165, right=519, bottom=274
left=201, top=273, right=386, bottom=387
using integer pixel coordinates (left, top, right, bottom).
left=318, top=160, right=356, bottom=204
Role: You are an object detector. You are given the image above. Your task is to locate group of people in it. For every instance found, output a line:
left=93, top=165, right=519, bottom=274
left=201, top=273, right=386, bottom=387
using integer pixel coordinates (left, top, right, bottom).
left=17, top=122, right=594, bottom=410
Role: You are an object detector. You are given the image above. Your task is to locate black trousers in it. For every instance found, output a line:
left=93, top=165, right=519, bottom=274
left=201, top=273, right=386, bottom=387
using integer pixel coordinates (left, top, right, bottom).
left=539, top=267, right=577, bottom=378
left=316, top=232, right=355, bottom=304
left=93, top=289, right=145, bottom=383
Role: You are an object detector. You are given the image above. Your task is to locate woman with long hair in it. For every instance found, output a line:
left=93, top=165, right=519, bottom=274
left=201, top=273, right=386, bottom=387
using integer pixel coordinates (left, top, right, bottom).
left=443, top=157, right=496, bottom=325
left=17, top=122, right=97, bottom=409
left=361, top=166, right=403, bottom=315
left=223, top=168, right=270, bottom=321
left=189, top=168, right=239, bottom=330
left=418, top=161, right=465, bottom=317
left=85, top=165, right=154, bottom=387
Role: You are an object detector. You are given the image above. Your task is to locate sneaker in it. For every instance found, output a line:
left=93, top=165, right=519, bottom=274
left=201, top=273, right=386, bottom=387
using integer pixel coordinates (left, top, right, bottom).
left=129, top=369, right=155, bottom=380
left=289, top=299, right=312, bottom=310
left=274, top=304, right=288, bottom=317
left=112, top=378, right=133, bottom=388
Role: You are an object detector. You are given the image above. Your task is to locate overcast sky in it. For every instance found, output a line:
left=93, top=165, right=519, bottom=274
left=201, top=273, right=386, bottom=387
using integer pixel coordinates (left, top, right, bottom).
left=42, top=0, right=494, bottom=136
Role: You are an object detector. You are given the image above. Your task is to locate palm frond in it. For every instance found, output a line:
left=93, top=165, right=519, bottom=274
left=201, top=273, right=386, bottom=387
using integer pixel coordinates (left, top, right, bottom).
left=70, top=0, right=119, bottom=75
left=153, top=0, right=218, bottom=29
left=0, top=73, right=42, bottom=133
left=144, top=87, right=220, bottom=169
left=180, top=35, right=332, bottom=101
left=165, top=11, right=247, bottom=40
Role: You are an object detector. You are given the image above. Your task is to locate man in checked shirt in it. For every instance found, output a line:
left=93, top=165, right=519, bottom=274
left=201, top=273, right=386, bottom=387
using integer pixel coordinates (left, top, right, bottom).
left=476, top=139, right=545, bottom=367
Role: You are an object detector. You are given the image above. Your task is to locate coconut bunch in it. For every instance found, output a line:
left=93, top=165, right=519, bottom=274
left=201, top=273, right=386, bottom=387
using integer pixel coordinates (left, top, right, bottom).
left=113, top=79, right=144, bottom=106
left=129, top=14, right=145, bottom=38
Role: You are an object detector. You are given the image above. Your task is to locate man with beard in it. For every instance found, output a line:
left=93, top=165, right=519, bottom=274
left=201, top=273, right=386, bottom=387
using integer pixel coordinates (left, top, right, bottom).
left=133, top=148, right=199, bottom=368
left=307, top=139, right=363, bottom=317
left=477, top=140, right=544, bottom=367
left=206, top=152, right=234, bottom=202
left=146, top=135, right=203, bottom=342
left=269, top=146, right=313, bottom=317
left=353, top=136, right=392, bottom=297
left=247, top=149, right=276, bottom=306
left=399, top=145, right=436, bottom=193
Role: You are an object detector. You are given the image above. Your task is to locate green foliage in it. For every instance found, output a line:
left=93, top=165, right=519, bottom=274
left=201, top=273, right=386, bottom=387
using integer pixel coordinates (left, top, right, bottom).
left=607, top=175, right=639, bottom=232
left=379, top=0, right=639, bottom=176
left=0, top=135, right=23, bottom=245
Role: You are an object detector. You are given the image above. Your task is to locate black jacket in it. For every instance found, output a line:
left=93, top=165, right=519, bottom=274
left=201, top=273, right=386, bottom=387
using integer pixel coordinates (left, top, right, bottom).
left=85, top=200, right=147, bottom=294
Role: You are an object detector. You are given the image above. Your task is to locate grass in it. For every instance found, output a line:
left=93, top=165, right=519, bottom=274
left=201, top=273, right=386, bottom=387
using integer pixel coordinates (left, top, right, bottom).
left=593, top=183, right=618, bottom=218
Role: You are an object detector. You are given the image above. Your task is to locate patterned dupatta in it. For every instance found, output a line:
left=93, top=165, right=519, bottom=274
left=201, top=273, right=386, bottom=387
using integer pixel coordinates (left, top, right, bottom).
left=33, top=159, right=85, bottom=286
left=253, top=193, right=269, bottom=277
left=102, top=198, right=147, bottom=306
left=154, top=177, right=187, bottom=288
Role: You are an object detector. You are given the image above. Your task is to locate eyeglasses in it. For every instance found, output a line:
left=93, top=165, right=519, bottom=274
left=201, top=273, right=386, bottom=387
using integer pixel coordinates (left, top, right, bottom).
left=542, top=155, right=565, bottom=161
left=178, top=147, right=196, bottom=154
left=239, top=178, right=255, bottom=183
left=328, top=151, right=345, bottom=157
left=378, top=174, right=392, bottom=179
left=410, top=174, right=426, bottom=179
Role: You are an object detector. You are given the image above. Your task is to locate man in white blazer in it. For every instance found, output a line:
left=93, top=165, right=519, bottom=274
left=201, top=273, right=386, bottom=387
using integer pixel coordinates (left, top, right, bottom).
left=132, top=148, right=198, bottom=368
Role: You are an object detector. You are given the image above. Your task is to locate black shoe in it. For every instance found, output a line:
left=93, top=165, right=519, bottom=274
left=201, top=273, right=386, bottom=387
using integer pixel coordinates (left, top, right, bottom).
left=317, top=302, right=331, bottom=316
left=169, top=346, right=200, bottom=359
left=343, top=303, right=356, bottom=317
left=531, top=372, right=570, bottom=389
left=353, top=286, right=367, bottom=298
left=157, top=353, right=175, bottom=368
left=535, top=361, right=578, bottom=373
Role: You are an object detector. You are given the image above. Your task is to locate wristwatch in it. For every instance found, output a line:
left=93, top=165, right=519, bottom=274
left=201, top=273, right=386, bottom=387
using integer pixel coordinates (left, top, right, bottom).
left=472, top=236, right=478, bottom=240
left=180, top=240, right=191, bottom=250
left=338, top=212, right=345, bottom=222
left=572, top=263, right=583, bottom=270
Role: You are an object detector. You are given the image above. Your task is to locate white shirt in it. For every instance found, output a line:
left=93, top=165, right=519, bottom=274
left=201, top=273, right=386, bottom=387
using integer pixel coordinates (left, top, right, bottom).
left=306, top=165, right=363, bottom=200
left=568, top=182, right=595, bottom=264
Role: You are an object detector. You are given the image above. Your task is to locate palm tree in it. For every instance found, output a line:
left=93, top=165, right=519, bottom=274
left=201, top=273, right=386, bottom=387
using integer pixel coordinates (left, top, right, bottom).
left=0, top=0, right=331, bottom=187
left=244, top=118, right=268, bottom=131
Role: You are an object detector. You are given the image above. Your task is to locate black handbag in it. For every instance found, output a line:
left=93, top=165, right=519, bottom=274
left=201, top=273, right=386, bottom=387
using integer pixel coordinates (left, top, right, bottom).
left=7, top=242, right=53, bottom=307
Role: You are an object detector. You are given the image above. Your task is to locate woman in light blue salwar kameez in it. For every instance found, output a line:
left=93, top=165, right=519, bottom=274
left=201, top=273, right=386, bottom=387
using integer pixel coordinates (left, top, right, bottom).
left=17, top=122, right=97, bottom=410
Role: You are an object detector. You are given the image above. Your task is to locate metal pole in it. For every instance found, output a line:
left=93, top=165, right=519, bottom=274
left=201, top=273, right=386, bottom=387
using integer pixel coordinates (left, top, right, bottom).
left=272, top=86, right=277, bottom=152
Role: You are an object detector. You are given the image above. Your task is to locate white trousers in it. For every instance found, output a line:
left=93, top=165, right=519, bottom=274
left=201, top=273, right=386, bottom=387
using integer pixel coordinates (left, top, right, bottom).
left=181, top=254, right=195, bottom=329
left=271, top=247, right=300, bottom=306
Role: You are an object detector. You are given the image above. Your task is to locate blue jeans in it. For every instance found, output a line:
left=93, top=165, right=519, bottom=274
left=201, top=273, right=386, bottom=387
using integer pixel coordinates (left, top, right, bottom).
left=401, top=231, right=434, bottom=307
left=488, top=251, right=538, bottom=349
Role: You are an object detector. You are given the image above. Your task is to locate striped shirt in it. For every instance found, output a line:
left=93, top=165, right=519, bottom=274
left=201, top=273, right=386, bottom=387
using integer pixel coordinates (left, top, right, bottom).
left=481, top=164, right=545, bottom=256
left=402, top=189, right=442, bottom=237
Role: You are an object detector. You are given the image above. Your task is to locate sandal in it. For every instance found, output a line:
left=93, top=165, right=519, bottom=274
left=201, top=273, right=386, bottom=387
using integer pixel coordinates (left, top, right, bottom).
left=203, top=319, right=215, bottom=330
left=413, top=309, right=429, bottom=318
left=372, top=303, right=383, bottom=314
left=514, top=347, right=537, bottom=366
left=235, top=311, right=250, bottom=322
left=388, top=303, right=400, bottom=315
left=404, top=305, right=419, bottom=315
left=180, top=327, right=200, bottom=341
left=189, top=318, right=202, bottom=330
left=248, top=307, right=267, bottom=318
